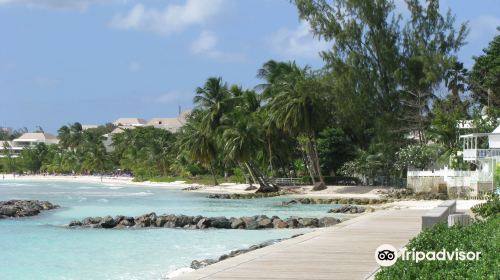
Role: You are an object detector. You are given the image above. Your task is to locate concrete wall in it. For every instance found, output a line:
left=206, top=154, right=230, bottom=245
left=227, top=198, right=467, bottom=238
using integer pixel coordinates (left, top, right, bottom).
left=407, top=176, right=445, bottom=193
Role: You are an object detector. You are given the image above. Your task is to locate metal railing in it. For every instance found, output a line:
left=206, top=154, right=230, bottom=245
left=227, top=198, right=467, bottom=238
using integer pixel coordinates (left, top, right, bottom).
left=269, top=177, right=304, bottom=186
left=463, top=149, right=500, bottom=160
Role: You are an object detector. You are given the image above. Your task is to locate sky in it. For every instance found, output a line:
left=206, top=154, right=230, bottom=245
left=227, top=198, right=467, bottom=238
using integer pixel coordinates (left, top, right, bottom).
left=0, top=0, right=499, bottom=133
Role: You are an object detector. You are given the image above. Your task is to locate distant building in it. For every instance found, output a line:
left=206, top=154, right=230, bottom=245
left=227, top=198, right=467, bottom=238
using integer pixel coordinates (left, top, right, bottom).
left=112, top=118, right=146, bottom=127
left=82, top=124, right=99, bottom=130
left=0, top=132, right=59, bottom=158
left=146, top=110, right=190, bottom=132
left=13, top=132, right=59, bottom=147
left=0, top=141, right=22, bottom=158
left=408, top=122, right=500, bottom=197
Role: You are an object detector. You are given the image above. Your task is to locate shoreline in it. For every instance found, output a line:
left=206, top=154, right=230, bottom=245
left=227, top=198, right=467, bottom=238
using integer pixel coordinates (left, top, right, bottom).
left=1, top=174, right=486, bottom=211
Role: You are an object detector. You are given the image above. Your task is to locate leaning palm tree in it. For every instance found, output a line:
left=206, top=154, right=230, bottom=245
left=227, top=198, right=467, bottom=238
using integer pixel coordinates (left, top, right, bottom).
left=222, top=112, right=278, bottom=193
left=267, top=63, right=328, bottom=191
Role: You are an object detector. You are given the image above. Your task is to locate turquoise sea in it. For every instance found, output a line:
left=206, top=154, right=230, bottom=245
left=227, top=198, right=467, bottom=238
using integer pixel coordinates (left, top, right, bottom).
left=0, top=180, right=339, bottom=280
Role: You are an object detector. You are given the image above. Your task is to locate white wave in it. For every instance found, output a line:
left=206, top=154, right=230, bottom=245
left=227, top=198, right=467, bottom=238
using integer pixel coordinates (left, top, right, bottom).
left=97, top=198, right=109, bottom=203
left=78, top=186, right=94, bottom=190
left=165, top=267, right=193, bottom=278
left=108, top=186, right=124, bottom=190
left=127, top=192, right=153, bottom=196
left=78, top=197, right=87, bottom=202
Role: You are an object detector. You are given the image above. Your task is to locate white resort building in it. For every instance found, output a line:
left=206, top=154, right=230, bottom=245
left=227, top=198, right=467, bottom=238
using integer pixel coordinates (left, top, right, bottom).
left=0, top=132, right=59, bottom=158
left=408, top=123, right=500, bottom=197
left=102, top=111, right=191, bottom=151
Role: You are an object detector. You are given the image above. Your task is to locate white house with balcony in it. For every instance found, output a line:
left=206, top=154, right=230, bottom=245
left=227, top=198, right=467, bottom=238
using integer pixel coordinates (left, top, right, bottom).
left=0, top=133, right=59, bottom=158
left=407, top=123, right=499, bottom=197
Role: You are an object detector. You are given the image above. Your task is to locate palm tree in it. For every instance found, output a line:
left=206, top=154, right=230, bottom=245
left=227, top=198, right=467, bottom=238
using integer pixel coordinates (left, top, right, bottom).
left=222, top=98, right=279, bottom=192
left=445, top=61, right=468, bottom=104
left=267, top=62, right=328, bottom=190
left=194, top=77, right=232, bottom=132
left=177, top=112, right=220, bottom=185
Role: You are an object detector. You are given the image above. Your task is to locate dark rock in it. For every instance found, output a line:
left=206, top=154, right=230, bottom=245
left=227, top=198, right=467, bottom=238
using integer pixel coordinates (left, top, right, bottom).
left=299, top=218, right=318, bottom=228
left=0, top=200, right=59, bottom=219
left=257, top=218, right=273, bottom=228
left=272, top=219, right=288, bottom=228
left=318, top=217, right=339, bottom=227
left=241, top=216, right=259, bottom=230
left=210, top=216, right=231, bottom=229
left=99, top=216, right=117, bottom=228
left=196, top=218, right=210, bottom=229
left=190, top=259, right=218, bottom=269
left=230, top=218, right=244, bottom=229
left=286, top=217, right=299, bottom=228
left=328, top=205, right=365, bottom=214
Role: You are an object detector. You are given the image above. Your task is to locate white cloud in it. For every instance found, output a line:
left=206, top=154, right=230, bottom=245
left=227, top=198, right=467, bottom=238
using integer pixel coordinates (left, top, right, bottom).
left=0, top=0, right=114, bottom=10
left=271, top=21, right=329, bottom=59
left=128, top=61, right=142, bottom=72
left=109, top=0, right=224, bottom=36
left=190, top=30, right=246, bottom=62
left=469, top=15, right=500, bottom=40
left=191, top=30, right=217, bottom=54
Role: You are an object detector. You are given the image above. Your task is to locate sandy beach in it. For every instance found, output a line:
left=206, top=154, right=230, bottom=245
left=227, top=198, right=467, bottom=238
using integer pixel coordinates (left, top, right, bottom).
left=1, top=174, right=485, bottom=212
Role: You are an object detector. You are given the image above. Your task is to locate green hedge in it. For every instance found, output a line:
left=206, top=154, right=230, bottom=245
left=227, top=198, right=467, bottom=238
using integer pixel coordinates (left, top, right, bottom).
left=375, top=215, right=500, bottom=279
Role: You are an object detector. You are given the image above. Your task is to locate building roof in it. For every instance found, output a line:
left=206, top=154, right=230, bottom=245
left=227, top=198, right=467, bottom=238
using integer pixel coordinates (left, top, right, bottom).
left=13, top=132, right=58, bottom=142
left=82, top=124, right=99, bottom=130
left=147, top=118, right=182, bottom=127
left=112, top=118, right=146, bottom=126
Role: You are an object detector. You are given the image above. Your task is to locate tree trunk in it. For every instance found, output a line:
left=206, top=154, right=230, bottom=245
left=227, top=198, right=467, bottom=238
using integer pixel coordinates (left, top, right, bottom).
left=301, top=142, right=317, bottom=185
left=244, top=162, right=257, bottom=186
left=209, top=162, right=219, bottom=186
left=267, top=136, right=274, bottom=176
left=310, top=135, right=327, bottom=191
left=247, top=161, right=279, bottom=193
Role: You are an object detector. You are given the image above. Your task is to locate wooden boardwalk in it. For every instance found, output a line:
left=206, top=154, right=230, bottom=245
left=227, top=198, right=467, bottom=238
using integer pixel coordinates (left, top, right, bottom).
left=176, top=209, right=426, bottom=280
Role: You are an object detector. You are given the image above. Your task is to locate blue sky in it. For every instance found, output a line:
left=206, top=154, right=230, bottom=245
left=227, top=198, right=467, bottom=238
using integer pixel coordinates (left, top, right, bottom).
left=0, top=0, right=499, bottom=133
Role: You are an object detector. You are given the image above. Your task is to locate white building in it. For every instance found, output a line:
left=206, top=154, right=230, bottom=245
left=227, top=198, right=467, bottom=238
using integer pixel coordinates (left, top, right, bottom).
left=0, top=133, right=59, bottom=158
left=112, top=118, right=146, bottom=127
left=12, top=132, right=59, bottom=147
left=408, top=123, right=500, bottom=196
left=0, top=141, right=22, bottom=158
left=146, top=110, right=190, bottom=133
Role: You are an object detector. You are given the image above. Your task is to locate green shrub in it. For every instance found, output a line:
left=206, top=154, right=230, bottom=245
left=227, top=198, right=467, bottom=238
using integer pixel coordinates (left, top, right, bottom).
left=375, top=216, right=500, bottom=279
left=472, top=193, right=500, bottom=219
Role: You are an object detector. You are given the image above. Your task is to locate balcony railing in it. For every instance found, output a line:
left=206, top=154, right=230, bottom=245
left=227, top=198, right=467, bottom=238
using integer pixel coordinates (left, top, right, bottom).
left=463, top=149, right=500, bottom=160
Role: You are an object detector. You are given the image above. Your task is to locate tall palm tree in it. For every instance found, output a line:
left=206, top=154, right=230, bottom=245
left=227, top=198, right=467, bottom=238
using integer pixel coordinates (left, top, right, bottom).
left=445, top=61, right=468, bottom=102
left=193, top=77, right=232, bottom=132
left=267, top=63, right=328, bottom=190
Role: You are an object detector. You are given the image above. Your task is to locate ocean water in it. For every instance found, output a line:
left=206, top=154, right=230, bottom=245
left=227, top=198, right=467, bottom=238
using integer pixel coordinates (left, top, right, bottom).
left=0, top=180, right=339, bottom=280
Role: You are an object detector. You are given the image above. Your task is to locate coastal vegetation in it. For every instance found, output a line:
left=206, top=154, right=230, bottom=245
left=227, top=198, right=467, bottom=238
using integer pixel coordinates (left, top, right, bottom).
left=1, top=0, right=499, bottom=191
left=376, top=194, right=500, bottom=279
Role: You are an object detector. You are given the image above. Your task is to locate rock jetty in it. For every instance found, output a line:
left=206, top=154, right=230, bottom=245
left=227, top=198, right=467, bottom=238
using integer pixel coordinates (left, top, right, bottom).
left=207, top=192, right=283, bottom=199
left=67, top=213, right=340, bottom=230
left=282, top=197, right=390, bottom=206
left=328, top=205, right=366, bottom=214
left=0, top=200, right=59, bottom=219
left=191, top=239, right=284, bottom=269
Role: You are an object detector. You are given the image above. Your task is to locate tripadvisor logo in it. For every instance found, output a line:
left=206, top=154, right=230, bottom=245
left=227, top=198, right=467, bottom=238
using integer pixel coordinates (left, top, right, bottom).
left=375, top=244, right=481, bottom=266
